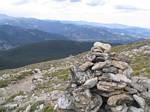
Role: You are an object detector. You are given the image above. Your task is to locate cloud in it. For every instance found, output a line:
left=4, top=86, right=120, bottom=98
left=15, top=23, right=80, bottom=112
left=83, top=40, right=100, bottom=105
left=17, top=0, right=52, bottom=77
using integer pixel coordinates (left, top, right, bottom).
left=0, top=0, right=150, bottom=28
left=52, top=0, right=81, bottom=2
left=86, top=0, right=107, bottom=6
left=70, top=0, right=81, bottom=2
left=52, top=0, right=66, bottom=2
left=115, top=5, right=140, bottom=11
left=14, top=0, right=33, bottom=5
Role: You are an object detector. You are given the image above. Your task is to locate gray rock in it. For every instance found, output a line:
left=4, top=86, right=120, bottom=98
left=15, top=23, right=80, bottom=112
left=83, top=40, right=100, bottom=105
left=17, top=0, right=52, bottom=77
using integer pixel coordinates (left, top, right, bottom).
left=72, top=88, right=102, bottom=112
left=4, top=103, right=18, bottom=110
left=79, top=61, right=94, bottom=71
left=70, top=67, right=94, bottom=84
left=111, top=104, right=128, bottom=112
left=57, top=93, right=74, bottom=110
left=102, top=66, right=118, bottom=73
left=133, top=95, right=146, bottom=108
left=0, top=97, right=5, bottom=105
left=128, top=106, right=144, bottom=112
left=91, top=47, right=103, bottom=53
left=93, top=42, right=111, bottom=53
left=13, top=95, right=27, bottom=102
left=123, top=66, right=133, bottom=78
left=112, top=60, right=128, bottom=70
left=25, top=104, right=31, bottom=112
left=107, top=94, right=133, bottom=106
left=106, top=73, right=131, bottom=83
left=83, top=77, right=98, bottom=88
left=92, top=53, right=109, bottom=62
left=92, top=61, right=107, bottom=70
left=97, top=81, right=127, bottom=92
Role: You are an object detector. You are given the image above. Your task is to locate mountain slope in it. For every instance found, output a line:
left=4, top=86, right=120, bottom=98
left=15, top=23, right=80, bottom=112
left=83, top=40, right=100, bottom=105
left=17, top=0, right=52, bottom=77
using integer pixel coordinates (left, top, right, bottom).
left=0, top=25, right=67, bottom=50
left=0, top=40, right=93, bottom=69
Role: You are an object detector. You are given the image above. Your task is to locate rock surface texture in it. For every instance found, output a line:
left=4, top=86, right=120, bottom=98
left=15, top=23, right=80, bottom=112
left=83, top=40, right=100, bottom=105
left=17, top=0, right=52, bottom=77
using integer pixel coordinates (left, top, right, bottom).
left=56, top=42, right=150, bottom=112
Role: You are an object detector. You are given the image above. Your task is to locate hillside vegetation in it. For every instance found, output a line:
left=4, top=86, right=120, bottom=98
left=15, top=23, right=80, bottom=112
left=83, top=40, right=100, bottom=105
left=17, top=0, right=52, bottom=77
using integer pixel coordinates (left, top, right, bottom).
left=112, top=40, right=150, bottom=77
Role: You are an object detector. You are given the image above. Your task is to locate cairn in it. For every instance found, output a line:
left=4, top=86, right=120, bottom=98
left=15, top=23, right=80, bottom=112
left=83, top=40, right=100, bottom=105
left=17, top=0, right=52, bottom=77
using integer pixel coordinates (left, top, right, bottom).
left=56, top=42, right=150, bottom=112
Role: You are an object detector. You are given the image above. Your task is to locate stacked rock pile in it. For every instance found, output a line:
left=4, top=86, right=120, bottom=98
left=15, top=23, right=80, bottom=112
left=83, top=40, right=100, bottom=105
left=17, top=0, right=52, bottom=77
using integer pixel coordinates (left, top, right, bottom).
left=56, top=42, right=150, bottom=112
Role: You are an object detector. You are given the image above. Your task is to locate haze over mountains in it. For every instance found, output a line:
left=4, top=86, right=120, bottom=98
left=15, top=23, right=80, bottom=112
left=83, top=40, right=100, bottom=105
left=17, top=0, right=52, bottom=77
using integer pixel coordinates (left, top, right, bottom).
left=0, top=14, right=150, bottom=50
left=0, top=13, right=150, bottom=69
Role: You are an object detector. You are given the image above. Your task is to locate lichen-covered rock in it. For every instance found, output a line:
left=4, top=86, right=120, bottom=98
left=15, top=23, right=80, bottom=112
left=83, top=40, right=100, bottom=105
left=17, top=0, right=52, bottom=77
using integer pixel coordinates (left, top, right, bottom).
left=128, top=106, right=144, bottom=112
left=79, top=61, right=94, bottom=71
left=133, top=94, right=146, bottom=109
left=57, top=93, right=74, bottom=110
left=92, top=61, right=108, bottom=70
left=83, top=77, right=98, bottom=88
left=93, top=42, right=111, bottom=53
left=102, top=66, right=118, bottom=74
left=97, top=81, right=127, bottom=92
left=106, top=73, right=131, bottom=83
left=71, top=88, right=103, bottom=112
left=107, top=94, right=133, bottom=106
left=70, top=67, right=94, bottom=84
left=112, top=60, right=129, bottom=70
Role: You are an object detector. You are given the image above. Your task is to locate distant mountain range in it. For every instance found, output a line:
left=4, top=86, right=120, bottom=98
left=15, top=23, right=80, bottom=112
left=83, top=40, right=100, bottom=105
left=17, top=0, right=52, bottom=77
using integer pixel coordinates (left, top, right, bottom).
left=0, top=14, right=150, bottom=69
left=0, top=25, right=68, bottom=50
left=0, top=14, right=149, bottom=50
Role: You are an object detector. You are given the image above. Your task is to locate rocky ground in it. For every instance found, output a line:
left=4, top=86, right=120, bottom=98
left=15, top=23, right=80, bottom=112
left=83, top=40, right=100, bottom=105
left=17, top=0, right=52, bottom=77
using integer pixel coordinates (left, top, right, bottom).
left=0, top=40, right=150, bottom=112
left=56, top=42, right=150, bottom=112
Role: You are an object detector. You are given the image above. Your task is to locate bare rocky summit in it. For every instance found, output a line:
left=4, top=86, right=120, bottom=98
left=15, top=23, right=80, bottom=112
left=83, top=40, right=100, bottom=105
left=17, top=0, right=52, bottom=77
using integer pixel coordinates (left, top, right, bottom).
left=56, top=42, right=150, bottom=112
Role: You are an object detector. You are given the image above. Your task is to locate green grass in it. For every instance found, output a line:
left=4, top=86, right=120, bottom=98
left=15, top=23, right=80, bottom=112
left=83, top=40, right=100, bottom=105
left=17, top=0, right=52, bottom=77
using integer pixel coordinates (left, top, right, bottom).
left=131, top=54, right=150, bottom=77
left=112, top=40, right=150, bottom=53
left=43, top=106, right=54, bottom=112
left=6, top=91, right=24, bottom=103
left=14, top=70, right=33, bottom=80
left=38, top=69, right=70, bottom=92
left=54, top=69, right=70, bottom=81
left=112, top=40, right=150, bottom=77
left=0, top=107, right=5, bottom=112
left=0, top=80, right=9, bottom=88
left=30, top=102, right=39, bottom=112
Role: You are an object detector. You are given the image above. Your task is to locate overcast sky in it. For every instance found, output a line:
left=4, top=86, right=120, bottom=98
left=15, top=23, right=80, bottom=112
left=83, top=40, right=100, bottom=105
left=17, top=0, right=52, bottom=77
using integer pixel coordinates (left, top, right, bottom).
left=0, top=0, right=150, bottom=28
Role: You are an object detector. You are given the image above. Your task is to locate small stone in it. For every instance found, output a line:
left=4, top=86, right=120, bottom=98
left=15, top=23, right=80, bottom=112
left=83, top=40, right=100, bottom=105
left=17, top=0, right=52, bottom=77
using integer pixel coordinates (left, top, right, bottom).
left=91, top=46, right=103, bottom=53
left=92, top=61, right=107, bottom=70
left=128, top=106, right=144, bottom=112
left=107, top=94, right=133, bottom=106
left=112, top=60, right=129, bottom=70
left=79, top=61, right=94, bottom=71
left=133, top=94, right=146, bottom=109
left=123, top=66, right=133, bottom=78
left=125, top=87, right=138, bottom=94
left=92, top=53, right=109, bottom=62
left=13, top=95, right=26, bottom=102
left=4, top=103, right=18, bottom=110
left=70, top=67, right=94, bottom=84
left=97, top=81, right=127, bottom=92
left=106, top=73, right=131, bottom=83
left=111, top=104, right=128, bottom=112
left=57, top=93, right=74, bottom=110
left=93, top=42, right=111, bottom=53
left=102, top=66, right=118, bottom=73
left=83, top=77, right=98, bottom=88
left=39, top=104, right=44, bottom=110
left=25, top=105, right=31, bottom=112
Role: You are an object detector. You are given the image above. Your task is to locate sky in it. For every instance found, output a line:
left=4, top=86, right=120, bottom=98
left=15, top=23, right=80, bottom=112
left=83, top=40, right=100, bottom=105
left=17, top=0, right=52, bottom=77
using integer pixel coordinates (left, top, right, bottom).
left=0, top=0, right=150, bottom=28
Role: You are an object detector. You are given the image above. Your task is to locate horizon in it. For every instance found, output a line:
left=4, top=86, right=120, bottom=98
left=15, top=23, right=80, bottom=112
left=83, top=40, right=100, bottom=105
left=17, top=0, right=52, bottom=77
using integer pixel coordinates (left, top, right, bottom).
left=0, top=13, right=150, bottom=29
left=0, top=0, right=150, bottom=28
